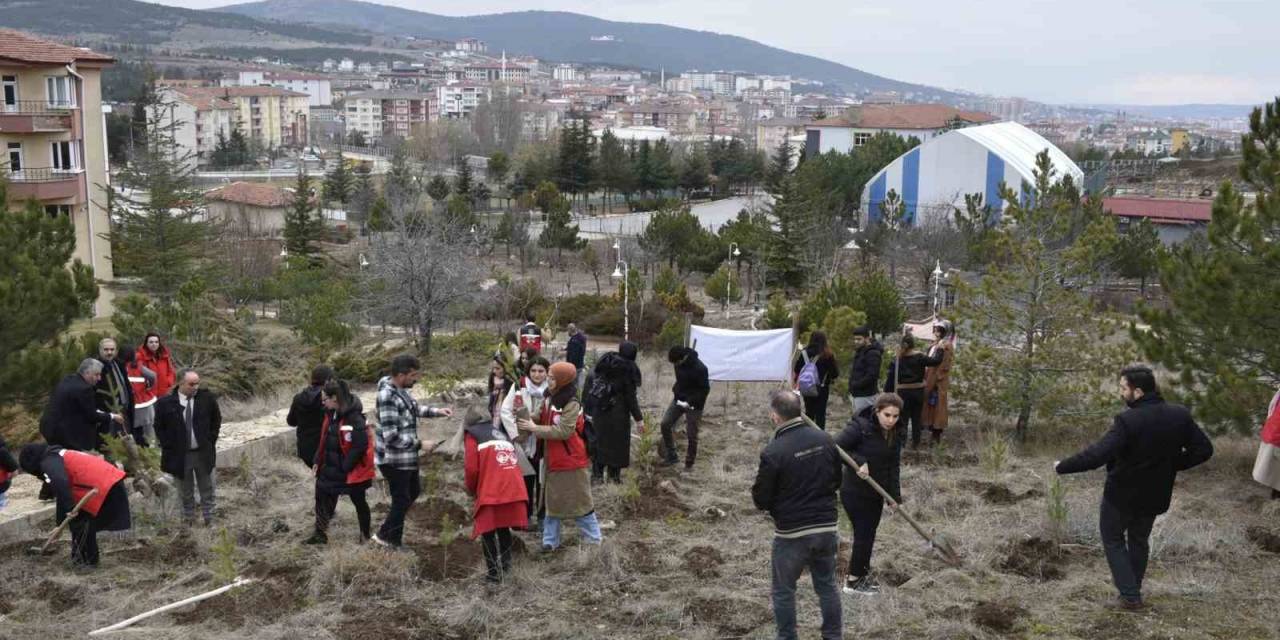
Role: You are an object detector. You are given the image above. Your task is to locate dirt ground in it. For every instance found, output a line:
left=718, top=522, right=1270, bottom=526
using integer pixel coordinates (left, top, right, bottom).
left=0, top=356, right=1278, bottom=639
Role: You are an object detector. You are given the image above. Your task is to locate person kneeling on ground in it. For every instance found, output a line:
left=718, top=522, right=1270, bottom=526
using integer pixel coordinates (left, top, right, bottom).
left=305, top=379, right=375, bottom=544
left=19, top=444, right=131, bottom=568
left=461, top=405, right=528, bottom=583
left=752, top=389, right=843, bottom=640
left=517, top=362, right=601, bottom=551
left=835, top=393, right=903, bottom=595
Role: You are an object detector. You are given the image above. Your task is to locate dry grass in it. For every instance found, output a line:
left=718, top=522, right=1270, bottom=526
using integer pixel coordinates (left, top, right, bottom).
left=1, top=355, right=1278, bottom=639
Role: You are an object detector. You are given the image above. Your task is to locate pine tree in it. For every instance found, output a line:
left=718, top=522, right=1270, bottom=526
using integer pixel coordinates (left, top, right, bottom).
left=426, top=174, right=452, bottom=209
left=109, top=94, right=215, bottom=300
left=453, top=160, right=474, bottom=203
left=764, top=177, right=812, bottom=291
left=679, top=147, right=711, bottom=199
left=596, top=130, right=631, bottom=212
left=1135, top=98, right=1280, bottom=431
left=537, top=192, right=585, bottom=265
left=348, top=162, right=375, bottom=231
left=323, top=151, right=353, bottom=204
left=283, top=168, right=323, bottom=261
left=767, top=140, right=793, bottom=192
left=227, top=128, right=251, bottom=166
left=0, top=178, right=99, bottom=410
left=649, top=139, right=678, bottom=197
left=1111, top=217, right=1162, bottom=294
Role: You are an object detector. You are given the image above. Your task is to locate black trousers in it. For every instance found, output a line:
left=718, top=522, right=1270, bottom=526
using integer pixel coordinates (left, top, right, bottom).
left=315, top=487, right=371, bottom=539
left=376, top=466, right=420, bottom=546
left=69, top=514, right=99, bottom=566
left=897, top=388, right=925, bottom=447
left=592, top=462, right=622, bottom=483
left=481, top=527, right=514, bottom=580
left=803, top=388, right=831, bottom=429
left=841, top=491, right=883, bottom=578
left=659, top=402, right=702, bottom=466
left=1099, top=499, right=1156, bottom=601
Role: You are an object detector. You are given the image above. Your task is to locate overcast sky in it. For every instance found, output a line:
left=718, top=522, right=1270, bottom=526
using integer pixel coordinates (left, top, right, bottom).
left=158, top=0, right=1278, bottom=105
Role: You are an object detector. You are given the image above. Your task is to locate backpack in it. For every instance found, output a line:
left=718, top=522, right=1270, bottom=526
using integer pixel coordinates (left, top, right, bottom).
left=586, top=375, right=616, bottom=411
left=797, top=350, right=821, bottom=397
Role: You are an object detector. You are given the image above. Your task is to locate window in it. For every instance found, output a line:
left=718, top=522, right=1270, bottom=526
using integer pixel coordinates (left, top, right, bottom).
left=7, top=141, right=21, bottom=172
left=2, top=75, right=17, bottom=112
left=853, top=132, right=873, bottom=147
left=44, top=204, right=72, bottom=217
left=45, top=76, right=74, bottom=108
left=51, top=140, right=78, bottom=171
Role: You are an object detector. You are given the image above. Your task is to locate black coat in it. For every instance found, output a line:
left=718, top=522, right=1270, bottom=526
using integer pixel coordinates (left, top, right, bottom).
left=287, top=385, right=326, bottom=465
left=314, top=405, right=371, bottom=494
left=884, top=350, right=944, bottom=390
left=0, top=436, right=17, bottom=494
left=154, top=389, right=222, bottom=477
left=847, top=341, right=884, bottom=397
left=586, top=350, right=643, bottom=468
left=40, top=374, right=113, bottom=452
left=31, top=445, right=131, bottom=531
left=1057, top=393, right=1213, bottom=516
left=566, top=333, right=587, bottom=369
left=671, top=347, right=711, bottom=410
left=834, top=408, right=902, bottom=503
left=751, top=418, right=842, bottom=537
left=95, top=357, right=135, bottom=429
left=794, top=347, right=839, bottom=392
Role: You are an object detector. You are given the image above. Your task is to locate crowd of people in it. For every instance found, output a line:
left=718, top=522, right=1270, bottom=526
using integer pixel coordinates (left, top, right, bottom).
left=4, top=318, right=1276, bottom=640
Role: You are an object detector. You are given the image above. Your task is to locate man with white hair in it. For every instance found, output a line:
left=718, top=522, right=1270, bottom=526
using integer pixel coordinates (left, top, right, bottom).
left=40, top=358, right=124, bottom=452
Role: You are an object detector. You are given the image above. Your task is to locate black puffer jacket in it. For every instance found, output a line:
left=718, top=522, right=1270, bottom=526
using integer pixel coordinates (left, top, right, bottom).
left=314, top=404, right=371, bottom=494
left=0, top=435, right=17, bottom=494
left=670, top=347, right=711, bottom=410
left=835, top=407, right=902, bottom=503
left=884, top=350, right=944, bottom=389
left=847, top=341, right=884, bottom=397
left=287, top=384, right=326, bottom=465
left=752, top=418, right=842, bottom=538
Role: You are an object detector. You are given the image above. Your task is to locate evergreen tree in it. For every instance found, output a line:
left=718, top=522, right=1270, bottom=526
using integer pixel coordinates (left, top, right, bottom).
left=283, top=168, right=323, bottom=260
left=426, top=174, right=452, bottom=209
left=1111, top=217, right=1162, bottom=294
left=348, top=162, right=375, bottom=231
left=764, top=177, right=812, bottom=291
left=453, top=160, right=474, bottom=203
left=649, top=139, right=678, bottom=197
left=109, top=95, right=215, bottom=300
left=487, top=151, right=511, bottom=186
left=473, top=182, right=492, bottom=211
left=367, top=195, right=391, bottom=233
left=1135, top=98, right=1280, bottom=431
left=768, top=140, right=793, bottom=192
left=640, top=205, right=702, bottom=268
left=556, top=119, right=595, bottom=207
left=596, top=129, right=631, bottom=211
left=632, top=140, right=654, bottom=198
left=679, top=147, right=712, bottom=199
left=323, top=151, right=353, bottom=204
left=954, top=151, right=1128, bottom=439
left=537, top=193, right=585, bottom=264
left=0, top=179, right=99, bottom=410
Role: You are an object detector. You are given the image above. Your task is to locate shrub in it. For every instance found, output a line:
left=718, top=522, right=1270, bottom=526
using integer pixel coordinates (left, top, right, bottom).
left=820, top=306, right=867, bottom=369
left=656, top=284, right=704, bottom=318
left=653, top=266, right=681, bottom=297
left=704, top=265, right=743, bottom=307
left=558, top=294, right=611, bottom=327
left=762, top=293, right=792, bottom=329
left=654, top=316, right=687, bottom=352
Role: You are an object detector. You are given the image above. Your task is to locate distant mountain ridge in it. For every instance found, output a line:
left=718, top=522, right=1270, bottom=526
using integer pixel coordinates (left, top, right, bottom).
left=217, top=0, right=954, bottom=98
left=1071, top=104, right=1257, bottom=121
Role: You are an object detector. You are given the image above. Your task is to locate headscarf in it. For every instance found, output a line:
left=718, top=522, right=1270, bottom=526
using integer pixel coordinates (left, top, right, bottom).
left=548, top=362, right=578, bottom=408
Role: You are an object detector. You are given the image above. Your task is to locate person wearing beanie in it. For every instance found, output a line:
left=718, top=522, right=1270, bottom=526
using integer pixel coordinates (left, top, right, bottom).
left=516, top=362, right=601, bottom=551
left=847, top=326, right=884, bottom=416
left=584, top=341, right=643, bottom=484
left=19, top=443, right=132, bottom=567
left=463, top=404, right=529, bottom=583
left=659, top=346, right=710, bottom=470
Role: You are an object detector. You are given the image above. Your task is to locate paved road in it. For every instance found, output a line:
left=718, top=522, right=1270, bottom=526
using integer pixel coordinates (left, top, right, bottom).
left=530, top=195, right=771, bottom=239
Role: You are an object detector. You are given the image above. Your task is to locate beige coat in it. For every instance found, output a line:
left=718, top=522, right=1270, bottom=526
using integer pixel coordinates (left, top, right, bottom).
left=922, top=342, right=954, bottom=429
left=529, top=400, right=594, bottom=518
left=1254, top=443, right=1280, bottom=491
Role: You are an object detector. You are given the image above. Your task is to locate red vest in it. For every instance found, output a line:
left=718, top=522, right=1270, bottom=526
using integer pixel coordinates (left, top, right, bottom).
left=465, top=431, right=528, bottom=510
left=541, top=402, right=589, bottom=472
left=126, top=360, right=156, bottom=409
left=318, top=413, right=376, bottom=485
left=135, top=345, right=177, bottom=400
left=0, top=467, right=13, bottom=487
left=1263, top=395, right=1280, bottom=447
left=518, top=323, right=542, bottom=354
left=58, top=449, right=125, bottom=516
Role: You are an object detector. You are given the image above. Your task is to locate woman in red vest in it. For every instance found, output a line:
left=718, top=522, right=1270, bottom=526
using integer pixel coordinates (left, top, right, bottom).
left=1254, top=387, right=1280, bottom=500
left=18, top=443, right=130, bottom=567
left=304, top=379, right=375, bottom=544
left=463, top=405, right=529, bottom=583
left=517, top=362, right=600, bottom=551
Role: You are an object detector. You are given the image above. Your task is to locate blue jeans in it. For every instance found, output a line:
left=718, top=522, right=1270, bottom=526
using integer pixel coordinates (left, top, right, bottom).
left=771, top=531, right=842, bottom=640
left=1099, top=499, right=1156, bottom=602
left=542, top=511, right=603, bottom=549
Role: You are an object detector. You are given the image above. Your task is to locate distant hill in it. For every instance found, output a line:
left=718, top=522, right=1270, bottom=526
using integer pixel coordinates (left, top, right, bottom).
left=0, top=0, right=368, bottom=46
left=218, top=0, right=953, bottom=98
left=1072, top=103, right=1259, bottom=121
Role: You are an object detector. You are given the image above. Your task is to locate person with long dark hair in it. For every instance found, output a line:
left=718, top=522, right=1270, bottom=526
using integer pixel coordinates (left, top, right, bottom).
left=304, top=379, right=375, bottom=544
left=835, top=393, right=904, bottom=595
left=884, top=333, right=945, bottom=450
left=793, top=331, right=840, bottom=429
left=921, top=321, right=955, bottom=445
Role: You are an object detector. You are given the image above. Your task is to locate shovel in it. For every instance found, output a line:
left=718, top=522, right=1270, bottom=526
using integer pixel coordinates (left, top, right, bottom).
left=30, top=488, right=99, bottom=556
left=803, top=417, right=963, bottom=566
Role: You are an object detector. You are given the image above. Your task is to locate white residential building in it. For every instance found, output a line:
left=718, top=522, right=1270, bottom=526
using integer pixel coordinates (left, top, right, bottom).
left=152, top=86, right=235, bottom=170
left=231, top=71, right=333, bottom=107
left=436, top=84, right=490, bottom=118
left=553, top=64, right=579, bottom=82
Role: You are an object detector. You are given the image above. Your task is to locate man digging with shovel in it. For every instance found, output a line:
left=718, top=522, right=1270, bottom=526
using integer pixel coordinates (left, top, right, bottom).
left=18, top=444, right=132, bottom=569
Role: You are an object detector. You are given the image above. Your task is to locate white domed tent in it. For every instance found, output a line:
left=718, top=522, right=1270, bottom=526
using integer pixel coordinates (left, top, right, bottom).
left=859, top=121, right=1084, bottom=227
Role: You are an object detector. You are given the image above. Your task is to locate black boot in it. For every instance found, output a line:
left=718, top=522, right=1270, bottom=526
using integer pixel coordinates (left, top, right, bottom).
left=930, top=428, right=942, bottom=445
left=303, top=530, right=328, bottom=545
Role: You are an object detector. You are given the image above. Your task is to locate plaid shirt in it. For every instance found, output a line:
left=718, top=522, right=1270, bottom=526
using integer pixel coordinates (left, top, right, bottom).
left=374, top=376, right=444, bottom=469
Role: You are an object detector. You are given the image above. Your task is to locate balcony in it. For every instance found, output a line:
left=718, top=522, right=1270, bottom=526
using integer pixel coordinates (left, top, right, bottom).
left=3, top=167, right=85, bottom=201
left=0, top=101, right=77, bottom=133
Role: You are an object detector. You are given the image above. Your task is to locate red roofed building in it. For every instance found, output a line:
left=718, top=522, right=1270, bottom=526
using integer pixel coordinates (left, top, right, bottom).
left=1, top=29, right=115, bottom=315
left=206, top=181, right=302, bottom=238
left=1104, top=196, right=1212, bottom=245
left=805, top=104, right=997, bottom=155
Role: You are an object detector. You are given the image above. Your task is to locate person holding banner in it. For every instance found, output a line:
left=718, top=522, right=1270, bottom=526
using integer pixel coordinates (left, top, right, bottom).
left=921, top=321, right=955, bottom=445
left=660, top=346, right=711, bottom=471
left=884, top=334, right=945, bottom=450
left=793, top=332, right=839, bottom=429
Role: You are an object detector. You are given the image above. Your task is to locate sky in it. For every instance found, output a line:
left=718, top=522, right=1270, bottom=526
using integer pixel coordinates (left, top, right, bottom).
left=157, top=0, right=1280, bottom=105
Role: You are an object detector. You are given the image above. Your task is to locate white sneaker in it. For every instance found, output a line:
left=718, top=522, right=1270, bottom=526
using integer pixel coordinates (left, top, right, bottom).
left=369, top=533, right=392, bottom=548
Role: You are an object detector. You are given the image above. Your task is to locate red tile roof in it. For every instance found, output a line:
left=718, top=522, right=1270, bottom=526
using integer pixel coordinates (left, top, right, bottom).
left=807, top=104, right=996, bottom=130
left=0, top=29, right=114, bottom=66
left=1104, top=197, right=1212, bottom=223
left=206, top=182, right=293, bottom=208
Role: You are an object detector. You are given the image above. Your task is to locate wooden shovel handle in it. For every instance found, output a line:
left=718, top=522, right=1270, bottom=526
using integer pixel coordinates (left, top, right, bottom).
left=40, top=488, right=99, bottom=554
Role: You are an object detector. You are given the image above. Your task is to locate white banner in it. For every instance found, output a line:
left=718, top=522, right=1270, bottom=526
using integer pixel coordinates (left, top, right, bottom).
left=688, top=325, right=794, bottom=382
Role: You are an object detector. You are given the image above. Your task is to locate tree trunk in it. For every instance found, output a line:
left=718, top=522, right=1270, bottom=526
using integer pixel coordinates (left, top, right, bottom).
left=593, top=274, right=601, bottom=296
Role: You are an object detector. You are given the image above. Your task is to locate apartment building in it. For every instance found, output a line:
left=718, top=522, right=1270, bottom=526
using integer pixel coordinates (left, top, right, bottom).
left=343, top=90, right=439, bottom=140
left=152, top=87, right=235, bottom=170
left=231, top=71, right=332, bottom=107
left=618, top=100, right=698, bottom=134
left=175, top=86, right=310, bottom=149
left=0, top=29, right=114, bottom=315
left=437, top=84, right=491, bottom=119
left=804, top=104, right=997, bottom=155
left=463, top=64, right=530, bottom=83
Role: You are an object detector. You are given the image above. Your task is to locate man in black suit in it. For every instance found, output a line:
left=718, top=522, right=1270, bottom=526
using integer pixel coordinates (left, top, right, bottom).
left=94, top=338, right=135, bottom=439
left=41, top=358, right=123, bottom=452
left=155, top=368, right=222, bottom=526
left=1055, top=365, right=1213, bottom=611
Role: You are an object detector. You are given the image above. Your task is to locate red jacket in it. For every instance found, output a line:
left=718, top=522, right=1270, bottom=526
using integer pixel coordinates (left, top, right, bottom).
left=135, top=344, right=177, bottom=400
left=58, top=449, right=126, bottom=517
left=518, top=323, right=542, bottom=354
left=317, top=412, right=375, bottom=485
left=126, top=360, right=156, bottom=410
left=1263, top=392, right=1280, bottom=447
left=540, top=402, right=589, bottom=472
left=464, top=425, right=528, bottom=511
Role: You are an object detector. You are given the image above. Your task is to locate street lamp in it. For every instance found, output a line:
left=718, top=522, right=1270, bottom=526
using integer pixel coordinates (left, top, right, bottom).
left=932, top=260, right=944, bottom=314
left=358, top=253, right=369, bottom=269
left=611, top=259, right=629, bottom=341
left=726, top=242, right=741, bottom=316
